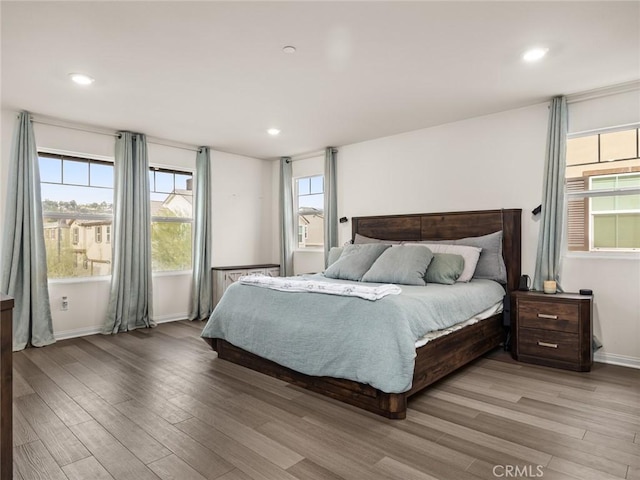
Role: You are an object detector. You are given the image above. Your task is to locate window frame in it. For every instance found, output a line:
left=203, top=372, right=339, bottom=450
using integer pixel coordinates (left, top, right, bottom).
left=39, top=151, right=115, bottom=280
left=149, top=165, right=194, bottom=272
left=39, top=150, right=196, bottom=280
left=294, top=174, right=325, bottom=250
left=565, top=126, right=640, bottom=254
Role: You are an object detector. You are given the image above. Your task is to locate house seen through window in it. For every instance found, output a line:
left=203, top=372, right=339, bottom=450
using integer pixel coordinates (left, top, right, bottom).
left=296, top=175, right=324, bottom=249
left=39, top=153, right=193, bottom=278
left=566, top=127, right=640, bottom=251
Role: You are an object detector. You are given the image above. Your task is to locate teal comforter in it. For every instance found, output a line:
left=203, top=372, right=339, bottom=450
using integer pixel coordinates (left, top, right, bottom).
left=201, top=275, right=504, bottom=393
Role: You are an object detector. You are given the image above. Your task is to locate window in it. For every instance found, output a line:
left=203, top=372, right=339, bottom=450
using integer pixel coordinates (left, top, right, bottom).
left=39, top=153, right=114, bottom=278
left=40, top=153, right=193, bottom=277
left=566, top=127, right=640, bottom=251
left=295, top=175, right=324, bottom=248
left=149, top=167, right=193, bottom=271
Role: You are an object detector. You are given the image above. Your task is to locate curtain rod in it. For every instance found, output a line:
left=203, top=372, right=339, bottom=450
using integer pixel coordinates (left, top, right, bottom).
left=28, top=116, right=200, bottom=152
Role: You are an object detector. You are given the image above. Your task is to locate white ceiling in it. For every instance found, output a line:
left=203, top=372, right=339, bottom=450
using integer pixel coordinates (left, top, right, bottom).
left=2, top=1, right=639, bottom=160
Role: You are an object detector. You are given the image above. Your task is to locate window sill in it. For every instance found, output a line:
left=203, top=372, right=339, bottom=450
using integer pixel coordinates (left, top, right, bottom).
left=47, top=270, right=192, bottom=284
left=564, top=251, right=640, bottom=261
left=295, top=248, right=324, bottom=254
left=153, top=270, right=192, bottom=277
left=48, top=276, right=111, bottom=285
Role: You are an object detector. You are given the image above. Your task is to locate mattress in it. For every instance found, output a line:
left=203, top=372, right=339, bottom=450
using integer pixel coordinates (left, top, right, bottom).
left=415, top=299, right=503, bottom=348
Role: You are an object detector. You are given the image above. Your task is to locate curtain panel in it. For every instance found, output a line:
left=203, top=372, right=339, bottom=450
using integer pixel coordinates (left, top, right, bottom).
left=533, top=96, right=568, bottom=292
left=1, top=112, right=55, bottom=351
left=324, top=147, right=338, bottom=268
left=279, top=157, right=294, bottom=276
left=104, top=132, right=154, bottom=333
left=189, top=147, right=213, bottom=320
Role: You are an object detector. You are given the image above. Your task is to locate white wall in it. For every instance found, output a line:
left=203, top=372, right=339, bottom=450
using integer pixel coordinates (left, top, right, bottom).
left=337, top=103, right=549, bottom=277
left=561, top=88, right=640, bottom=366
left=211, top=150, right=274, bottom=267
left=333, top=97, right=639, bottom=367
left=0, top=109, right=274, bottom=339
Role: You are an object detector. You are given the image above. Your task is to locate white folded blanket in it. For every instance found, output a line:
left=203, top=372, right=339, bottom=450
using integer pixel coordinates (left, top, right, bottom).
left=238, top=275, right=401, bottom=301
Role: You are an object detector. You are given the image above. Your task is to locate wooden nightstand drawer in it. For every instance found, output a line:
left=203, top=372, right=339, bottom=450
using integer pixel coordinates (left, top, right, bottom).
left=518, top=299, right=579, bottom=333
left=518, top=328, right=580, bottom=363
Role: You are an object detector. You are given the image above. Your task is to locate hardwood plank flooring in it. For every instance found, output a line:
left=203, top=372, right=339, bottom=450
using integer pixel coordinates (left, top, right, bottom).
left=12, top=320, right=640, bottom=480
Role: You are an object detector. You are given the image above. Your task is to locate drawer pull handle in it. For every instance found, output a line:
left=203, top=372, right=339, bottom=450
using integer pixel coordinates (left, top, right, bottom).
left=537, top=341, right=558, bottom=348
left=537, top=313, right=558, bottom=320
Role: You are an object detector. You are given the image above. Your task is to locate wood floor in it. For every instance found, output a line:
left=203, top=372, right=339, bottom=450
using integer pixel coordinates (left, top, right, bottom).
left=11, top=320, right=640, bottom=480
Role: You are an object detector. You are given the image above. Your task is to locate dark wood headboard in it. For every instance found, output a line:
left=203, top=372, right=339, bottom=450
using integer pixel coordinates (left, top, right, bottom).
left=352, top=209, right=522, bottom=293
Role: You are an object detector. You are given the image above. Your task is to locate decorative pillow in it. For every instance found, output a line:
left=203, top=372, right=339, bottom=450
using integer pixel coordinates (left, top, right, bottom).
left=361, top=245, right=434, bottom=286
left=327, top=246, right=343, bottom=267
left=424, top=253, right=465, bottom=285
left=451, top=231, right=506, bottom=283
left=324, top=244, right=390, bottom=281
left=418, top=243, right=481, bottom=282
left=354, top=233, right=402, bottom=245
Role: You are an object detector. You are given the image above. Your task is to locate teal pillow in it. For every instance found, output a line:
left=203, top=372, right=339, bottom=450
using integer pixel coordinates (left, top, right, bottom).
left=424, top=253, right=465, bottom=285
left=362, top=245, right=433, bottom=286
left=324, top=244, right=390, bottom=281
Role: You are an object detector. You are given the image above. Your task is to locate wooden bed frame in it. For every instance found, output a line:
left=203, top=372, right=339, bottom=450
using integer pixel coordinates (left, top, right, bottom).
left=204, top=209, right=521, bottom=419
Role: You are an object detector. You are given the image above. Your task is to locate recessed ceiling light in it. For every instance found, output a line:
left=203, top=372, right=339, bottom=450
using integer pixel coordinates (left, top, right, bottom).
left=282, top=46, right=296, bottom=54
left=522, top=47, right=549, bottom=62
left=69, top=73, right=95, bottom=85
left=267, top=128, right=281, bottom=136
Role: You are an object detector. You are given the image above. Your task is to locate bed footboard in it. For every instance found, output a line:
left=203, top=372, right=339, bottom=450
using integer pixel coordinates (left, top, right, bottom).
left=204, top=337, right=408, bottom=419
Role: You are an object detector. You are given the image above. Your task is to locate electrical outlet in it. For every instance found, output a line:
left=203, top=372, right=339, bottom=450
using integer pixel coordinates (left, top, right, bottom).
left=61, top=296, right=69, bottom=311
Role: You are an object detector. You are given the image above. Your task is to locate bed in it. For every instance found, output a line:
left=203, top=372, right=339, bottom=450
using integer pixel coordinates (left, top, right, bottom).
left=202, top=209, right=521, bottom=419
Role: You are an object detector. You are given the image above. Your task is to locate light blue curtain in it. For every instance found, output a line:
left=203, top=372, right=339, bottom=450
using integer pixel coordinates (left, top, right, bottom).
left=189, top=147, right=212, bottom=320
left=534, top=96, right=568, bottom=292
left=1, top=112, right=55, bottom=351
left=103, top=132, right=154, bottom=333
left=279, top=157, right=294, bottom=276
left=323, top=147, right=338, bottom=268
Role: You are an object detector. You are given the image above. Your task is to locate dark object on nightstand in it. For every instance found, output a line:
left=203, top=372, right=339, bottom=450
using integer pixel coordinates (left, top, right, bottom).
left=511, top=290, right=593, bottom=371
left=518, top=274, right=531, bottom=291
left=579, top=289, right=593, bottom=296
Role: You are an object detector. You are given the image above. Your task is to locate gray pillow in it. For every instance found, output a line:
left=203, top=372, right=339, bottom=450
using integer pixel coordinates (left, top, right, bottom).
left=327, top=246, right=343, bottom=267
left=354, top=233, right=402, bottom=245
left=418, top=231, right=506, bottom=283
left=361, top=245, right=434, bottom=286
left=452, top=231, right=506, bottom=283
left=324, top=244, right=390, bottom=281
left=425, top=253, right=465, bottom=285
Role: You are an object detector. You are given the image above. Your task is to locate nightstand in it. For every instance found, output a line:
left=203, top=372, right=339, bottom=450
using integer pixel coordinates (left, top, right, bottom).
left=511, top=290, right=593, bottom=372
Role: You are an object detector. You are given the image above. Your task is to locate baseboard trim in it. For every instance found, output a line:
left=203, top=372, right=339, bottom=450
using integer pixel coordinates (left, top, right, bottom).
left=54, top=314, right=190, bottom=341
left=594, top=351, right=640, bottom=369
left=54, top=325, right=103, bottom=341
